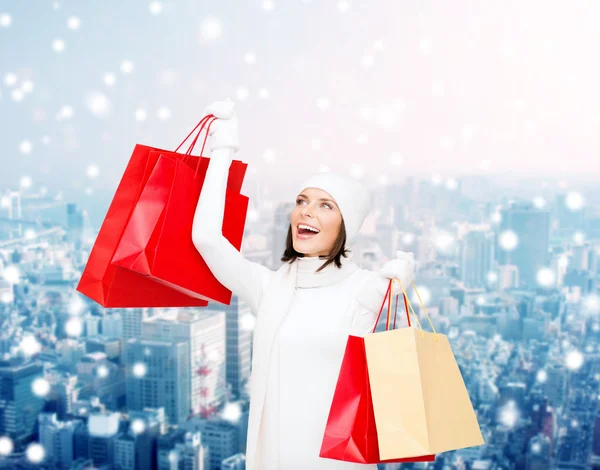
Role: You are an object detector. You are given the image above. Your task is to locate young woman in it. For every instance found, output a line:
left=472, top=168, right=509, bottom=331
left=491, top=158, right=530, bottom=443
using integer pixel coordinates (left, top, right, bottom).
left=192, top=99, right=416, bottom=470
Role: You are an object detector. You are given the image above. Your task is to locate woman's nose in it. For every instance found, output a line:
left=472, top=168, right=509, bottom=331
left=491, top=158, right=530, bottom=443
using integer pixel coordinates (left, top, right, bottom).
left=301, top=205, right=314, bottom=217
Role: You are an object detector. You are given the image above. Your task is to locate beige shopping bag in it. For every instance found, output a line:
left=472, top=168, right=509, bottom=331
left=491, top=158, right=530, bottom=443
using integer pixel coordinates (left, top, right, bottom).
left=363, top=278, right=485, bottom=460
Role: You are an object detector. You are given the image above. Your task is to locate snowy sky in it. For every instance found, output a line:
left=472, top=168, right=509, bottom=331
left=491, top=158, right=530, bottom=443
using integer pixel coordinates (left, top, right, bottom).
left=1, top=0, right=600, bottom=217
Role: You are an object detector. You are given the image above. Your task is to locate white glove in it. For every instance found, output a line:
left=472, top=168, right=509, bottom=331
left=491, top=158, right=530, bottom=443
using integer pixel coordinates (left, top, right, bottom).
left=356, top=251, right=417, bottom=314
left=380, top=250, right=416, bottom=295
left=203, top=98, right=240, bottom=153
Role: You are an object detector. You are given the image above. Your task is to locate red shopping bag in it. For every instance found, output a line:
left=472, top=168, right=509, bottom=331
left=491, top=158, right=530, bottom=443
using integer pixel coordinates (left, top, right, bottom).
left=319, top=282, right=436, bottom=464
left=112, top=147, right=249, bottom=305
left=76, top=116, right=244, bottom=307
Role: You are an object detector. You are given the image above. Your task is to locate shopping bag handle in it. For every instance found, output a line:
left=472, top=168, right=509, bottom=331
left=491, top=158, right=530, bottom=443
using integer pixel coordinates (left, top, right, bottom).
left=173, top=114, right=219, bottom=179
left=175, top=115, right=211, bottom=154
left=371, top=278, right=438, bottom=341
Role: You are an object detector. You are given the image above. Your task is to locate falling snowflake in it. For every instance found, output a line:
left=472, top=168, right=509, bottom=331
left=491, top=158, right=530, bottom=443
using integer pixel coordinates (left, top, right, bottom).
left=131, top=419, right=146, bottom=434
left=68, top=295, right=85, bottom=315
left=133, top=362, right=147, bottom=377
left=537, top=268, right=555, bottom=287
left=4, top=72, right=17, bottom=86
left=149, top=1, right=163, bottom=15
left=221, top=402, right=242, bottom=423
left=532, top=196, right=546, bottom=208
left=357, top=134, right=368, bottom=145
left=135, top=108, right=147, bottom=121
left=97, top=364, right=110, bottom=378
left=499, top=230, right=518, bottom=251
left=57, top=105, right=74, bottom=120
left=573, top=231, right=585, bottom=244
left=316, top=97, right=330, bottom=111
left=0, top=436, right=13, bottom=456
left=11, top=89, right=24, bottom=101
left=32, top=378, right=51, bottom=397
left=258, top=88, right=269, bottom=99
left=445, top=178, right=458, bottom=190
left=565, top=350, right=584, bottom=371
left=435, top=231, right=455, bottom=252
left=157, top=106, right=171, bottom=121
left=498, top=401, right=520, bottom=428
left=0, top=13, right=12, bottom=28
left=199, top=16, right=223, bottom=44
left=361, top=55, right=374, bottom=67
left=87, top=164, right=99, bottom=178
left=236, top=87, right=249, bottom=101
left=22, top=80, right=34, bottom=93
left=262, top=0, right=275, bottom=11
left=244, top=52, right=256, bottom=64
left=67, top=16, right=80, bottom=30
left=85, top=91, right=112, bottom=118
left=337, top=1, right=350, bottom=13
left=19, top=334, right=41, bottom=356
left=103, top=73, right=116, bottom=87
left=535, top=370, right=548, bottom=383
left=121, top=60, right=134, bottom=74
left=25, top=443, right=45, bottom=464
left=19, top=141, right=33, bottom=154
left=65, top=317, right=83, bottom=337
left=263, top=148, right=276, bottom=162
left=52, top=38, right=66, bottom=52
left=402, top=233, right=415, bottom=245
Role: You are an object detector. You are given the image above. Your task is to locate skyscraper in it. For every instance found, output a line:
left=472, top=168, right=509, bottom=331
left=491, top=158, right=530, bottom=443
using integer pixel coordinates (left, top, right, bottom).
left=496, top=201, right=550, bottom=288
left=124, top=339, right=190, bottom=425
left=0, top=359, right=46, bottom=447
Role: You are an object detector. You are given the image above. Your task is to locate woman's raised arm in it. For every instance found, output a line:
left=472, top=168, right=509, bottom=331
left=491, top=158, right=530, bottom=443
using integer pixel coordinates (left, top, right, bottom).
left=191, top=110, right=273, bottom=314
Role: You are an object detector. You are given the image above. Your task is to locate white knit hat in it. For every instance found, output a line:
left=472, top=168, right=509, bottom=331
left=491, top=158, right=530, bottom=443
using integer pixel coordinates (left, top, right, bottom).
left=296, top=171, right=372, bottom=247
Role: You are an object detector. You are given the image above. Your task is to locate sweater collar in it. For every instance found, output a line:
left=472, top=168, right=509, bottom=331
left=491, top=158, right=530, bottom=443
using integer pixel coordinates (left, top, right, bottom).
left=295, top=253, right=359, bottom=288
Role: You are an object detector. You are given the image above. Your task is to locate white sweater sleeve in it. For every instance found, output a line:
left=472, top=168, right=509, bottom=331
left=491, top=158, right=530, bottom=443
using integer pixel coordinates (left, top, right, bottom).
left=350, top=270, right=389, bottom=336
left=191, top=148, right=274, bottom=314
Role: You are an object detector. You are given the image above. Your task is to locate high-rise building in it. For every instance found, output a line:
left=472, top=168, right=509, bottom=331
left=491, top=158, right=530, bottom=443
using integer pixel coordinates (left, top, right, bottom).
left=38, top=413, right=78, bottom=469
left=121, top=308, right=153, bottom=340
left=124, top=338, right=190, bottom=425
left=204, top=298, right=252, bottom=401
left=460, top=230, right=495, bottom=288
left=496, top=201, right=550, bottom=288
left=0, top=359, right=46, bottom=447
left=143, top=310, right=227, bottom=417
left=157, top=429, right=207, bottom=470
left=66, top=203, right=84, bottom=249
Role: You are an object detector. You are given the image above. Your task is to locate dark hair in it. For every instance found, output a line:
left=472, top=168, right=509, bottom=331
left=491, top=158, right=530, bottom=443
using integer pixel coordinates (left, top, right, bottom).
left=280, top=218, right=350, bottom=272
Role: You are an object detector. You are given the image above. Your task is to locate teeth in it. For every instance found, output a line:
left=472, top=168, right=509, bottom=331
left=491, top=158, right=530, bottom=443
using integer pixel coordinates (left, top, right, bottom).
left=299, top=224, right=320, bottom=233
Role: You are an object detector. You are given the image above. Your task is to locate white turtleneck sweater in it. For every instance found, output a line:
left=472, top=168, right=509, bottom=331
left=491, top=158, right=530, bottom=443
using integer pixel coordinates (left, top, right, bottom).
left=193, top=149, right=383, bottom=469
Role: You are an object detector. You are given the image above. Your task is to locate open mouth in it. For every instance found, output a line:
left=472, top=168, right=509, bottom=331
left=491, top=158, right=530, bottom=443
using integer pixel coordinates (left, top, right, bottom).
left=296, top=223, right=320, bottom=239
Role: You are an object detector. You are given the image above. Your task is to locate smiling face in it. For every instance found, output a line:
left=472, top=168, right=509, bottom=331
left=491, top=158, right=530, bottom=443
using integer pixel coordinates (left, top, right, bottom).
left=290, top=187, right=342, bottom=257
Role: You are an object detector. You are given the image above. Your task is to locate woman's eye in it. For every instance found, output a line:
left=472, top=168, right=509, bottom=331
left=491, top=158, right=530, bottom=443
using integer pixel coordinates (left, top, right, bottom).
left=296, top=199, right=331, bottom=209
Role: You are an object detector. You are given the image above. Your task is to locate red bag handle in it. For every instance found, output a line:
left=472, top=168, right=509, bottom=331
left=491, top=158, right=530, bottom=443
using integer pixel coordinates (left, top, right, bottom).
left=371, top=279, right=411, bottom=334
left=175, top=115, right=210, bottom=154
left=173, top=114, right=219, bottom=179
